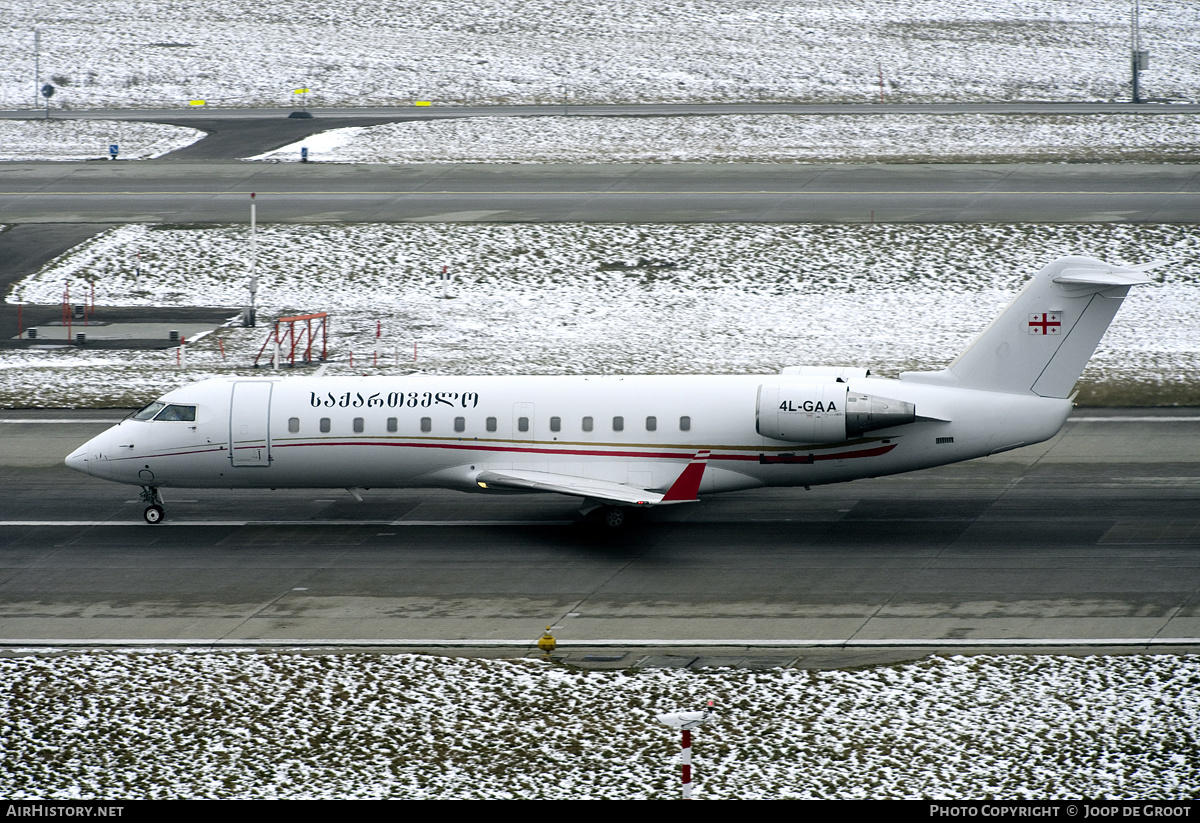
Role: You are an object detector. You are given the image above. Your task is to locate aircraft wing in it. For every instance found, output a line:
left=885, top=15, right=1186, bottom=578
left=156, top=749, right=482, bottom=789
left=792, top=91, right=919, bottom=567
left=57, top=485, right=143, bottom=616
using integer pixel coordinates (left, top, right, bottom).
left=475, top=450, right=711, bottom=507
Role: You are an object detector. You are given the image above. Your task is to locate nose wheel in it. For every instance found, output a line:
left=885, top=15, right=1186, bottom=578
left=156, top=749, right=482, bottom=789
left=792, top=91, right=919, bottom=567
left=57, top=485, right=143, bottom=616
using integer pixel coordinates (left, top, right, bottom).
left=140, top=486, right=165, bottom=524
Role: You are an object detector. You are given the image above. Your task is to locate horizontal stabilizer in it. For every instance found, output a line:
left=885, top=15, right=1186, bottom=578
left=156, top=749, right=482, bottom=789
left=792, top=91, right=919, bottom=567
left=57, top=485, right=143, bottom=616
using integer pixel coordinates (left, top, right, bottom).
left=1053, top=265, right=1154, bottom=288
left=1121, top=260, right=1171, bottom=273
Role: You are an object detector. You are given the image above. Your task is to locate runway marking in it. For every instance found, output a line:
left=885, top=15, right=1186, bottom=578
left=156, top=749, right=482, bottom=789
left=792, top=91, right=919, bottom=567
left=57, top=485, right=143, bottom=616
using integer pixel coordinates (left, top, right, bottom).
left=0, top=523, right=576, bottom=527
left=3, top=190, right=1198, bottom=197
left=1068, top=417, right=1200, bottom=422
left=0, top=419, right=123, bottom=424
left=3, top=638, right=1200, bottom=649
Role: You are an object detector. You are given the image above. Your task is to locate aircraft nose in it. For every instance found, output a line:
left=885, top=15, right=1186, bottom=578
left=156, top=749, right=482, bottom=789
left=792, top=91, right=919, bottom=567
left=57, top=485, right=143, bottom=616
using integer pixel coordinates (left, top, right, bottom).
left=65, top=445, right=91, bottom=476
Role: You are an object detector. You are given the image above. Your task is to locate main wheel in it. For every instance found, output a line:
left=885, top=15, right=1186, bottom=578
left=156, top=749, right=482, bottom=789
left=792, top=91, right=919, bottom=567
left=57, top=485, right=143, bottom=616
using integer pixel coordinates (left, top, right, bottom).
left=143, top=504, right=165, bottom=524
left=601, top=506, right=626, bottom=529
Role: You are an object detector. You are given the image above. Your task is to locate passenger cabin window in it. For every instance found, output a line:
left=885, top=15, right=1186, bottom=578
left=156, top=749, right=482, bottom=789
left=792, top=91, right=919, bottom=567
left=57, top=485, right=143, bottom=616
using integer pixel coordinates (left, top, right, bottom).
left=421, top=417, right=432, bottom=433
left=582, top=416, right=593, bottom=432
left=387, top=417, right=398, bottom=433
left=454, top=417, right=466, bottom=433
left=517, top=417, right=529, bottom=433
left=612, top=416, right=624, bottom=432
left=680, top=416, right=691, bottom=432
left=645, top=416, right=657, bottom=432
left=549, top=416, right=561, bottom=432
left=320, top=417, right=331, bottom=433
left=353, top=417, right=364, bottom=433
left=486, top=417, right=497, bottom=432
left=288, top=417, right=300, bottom=433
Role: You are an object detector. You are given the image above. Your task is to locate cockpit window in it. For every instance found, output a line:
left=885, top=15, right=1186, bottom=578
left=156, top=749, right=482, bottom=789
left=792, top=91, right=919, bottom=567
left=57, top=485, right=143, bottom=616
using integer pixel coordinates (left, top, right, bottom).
left=154, top=404, right=196, bottom=422
left=131, top=402, right=166, bottom=421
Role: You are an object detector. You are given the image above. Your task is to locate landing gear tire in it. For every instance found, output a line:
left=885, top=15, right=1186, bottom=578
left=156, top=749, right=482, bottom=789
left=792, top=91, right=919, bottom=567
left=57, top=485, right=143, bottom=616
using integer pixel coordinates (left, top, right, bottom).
left=601, top=506, right=627, bottom=529
left=139, top=486, right=164, bottom=524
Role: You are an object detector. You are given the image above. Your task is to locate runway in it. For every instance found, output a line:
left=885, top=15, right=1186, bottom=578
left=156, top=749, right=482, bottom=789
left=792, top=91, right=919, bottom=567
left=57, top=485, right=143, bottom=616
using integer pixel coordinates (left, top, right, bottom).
left=3, top=161, right=1197, bottom=223
left=1, top=409, right=1197, bottom=663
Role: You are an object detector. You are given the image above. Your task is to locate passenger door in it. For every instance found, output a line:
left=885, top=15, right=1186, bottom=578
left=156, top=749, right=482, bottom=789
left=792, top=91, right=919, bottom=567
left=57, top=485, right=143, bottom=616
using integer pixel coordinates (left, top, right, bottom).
left=229, top=381, right=273, bottom=467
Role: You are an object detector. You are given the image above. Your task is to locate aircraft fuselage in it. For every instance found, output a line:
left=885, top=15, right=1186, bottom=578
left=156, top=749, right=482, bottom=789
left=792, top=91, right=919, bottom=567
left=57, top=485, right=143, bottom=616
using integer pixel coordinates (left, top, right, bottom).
left=68, top=373, right=1070, bottom=496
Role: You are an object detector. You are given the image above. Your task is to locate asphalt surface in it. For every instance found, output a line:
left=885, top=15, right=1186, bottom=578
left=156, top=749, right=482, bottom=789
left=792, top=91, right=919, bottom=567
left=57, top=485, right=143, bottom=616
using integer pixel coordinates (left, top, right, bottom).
left=4, top=161, right=1199, bottom=224
left=3, top=103, right=1199, bottom=224
left=1, top=409, right=1197, bottom=665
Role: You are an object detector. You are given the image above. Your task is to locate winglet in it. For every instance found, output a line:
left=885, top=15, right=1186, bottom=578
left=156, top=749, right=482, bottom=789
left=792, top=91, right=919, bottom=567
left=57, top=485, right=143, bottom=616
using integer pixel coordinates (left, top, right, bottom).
left=660, top=450, right=711, bottom=502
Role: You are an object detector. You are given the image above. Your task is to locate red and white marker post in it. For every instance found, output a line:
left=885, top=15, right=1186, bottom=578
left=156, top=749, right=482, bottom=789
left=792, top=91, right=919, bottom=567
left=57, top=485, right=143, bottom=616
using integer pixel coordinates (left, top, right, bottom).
left=680, top=728, right=695, bottom=797
left=656, top=701, right=714, bottom=799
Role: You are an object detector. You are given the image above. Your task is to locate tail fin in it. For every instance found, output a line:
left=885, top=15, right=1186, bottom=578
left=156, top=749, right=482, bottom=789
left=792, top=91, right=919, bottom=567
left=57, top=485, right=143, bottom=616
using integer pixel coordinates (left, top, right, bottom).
left=900, top=257, right=1153, bottom=397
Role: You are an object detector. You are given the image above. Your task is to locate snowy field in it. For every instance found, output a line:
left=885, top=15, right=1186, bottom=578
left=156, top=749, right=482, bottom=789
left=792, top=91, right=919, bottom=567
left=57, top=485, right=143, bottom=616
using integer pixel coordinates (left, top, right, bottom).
left=3, top=1, right=1198, bottom=110
left=0, top=118, right=203, bottom=161
left=257, top=113, right=1200, bottom=165
left=1, top=652, right=1196, bottom=799
left=6, top=112, right=1200, bottom=164
left=4, top=222, right=1198, bottom=409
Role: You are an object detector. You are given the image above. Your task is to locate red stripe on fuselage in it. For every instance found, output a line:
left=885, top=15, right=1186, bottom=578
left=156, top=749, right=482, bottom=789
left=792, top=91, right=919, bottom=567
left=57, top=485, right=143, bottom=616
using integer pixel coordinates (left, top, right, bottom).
left=116, top=441, right=898, bottom=465
left=270, top=440, right=898, bottom=462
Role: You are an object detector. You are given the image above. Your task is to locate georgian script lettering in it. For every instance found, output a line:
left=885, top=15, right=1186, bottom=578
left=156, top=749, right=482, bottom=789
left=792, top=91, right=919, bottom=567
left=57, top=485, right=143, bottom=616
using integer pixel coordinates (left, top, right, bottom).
left=310, top=389, right=480, bottom=410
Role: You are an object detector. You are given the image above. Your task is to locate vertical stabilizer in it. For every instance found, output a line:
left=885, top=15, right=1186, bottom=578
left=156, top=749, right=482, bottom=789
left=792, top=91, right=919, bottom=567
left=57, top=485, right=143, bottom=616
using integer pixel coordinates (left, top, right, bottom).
left=900, top=257, right=1151, bottom=397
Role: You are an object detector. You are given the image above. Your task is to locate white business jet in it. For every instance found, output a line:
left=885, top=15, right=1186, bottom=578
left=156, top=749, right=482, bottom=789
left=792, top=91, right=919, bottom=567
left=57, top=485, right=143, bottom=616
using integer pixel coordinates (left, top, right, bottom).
left=66, top=257, right=1155, bottom=526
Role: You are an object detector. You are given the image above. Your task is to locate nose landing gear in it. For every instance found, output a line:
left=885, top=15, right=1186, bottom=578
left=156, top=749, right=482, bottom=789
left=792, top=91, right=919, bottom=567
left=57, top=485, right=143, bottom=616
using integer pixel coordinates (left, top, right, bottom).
left=140, top=486, right=165, bottom=524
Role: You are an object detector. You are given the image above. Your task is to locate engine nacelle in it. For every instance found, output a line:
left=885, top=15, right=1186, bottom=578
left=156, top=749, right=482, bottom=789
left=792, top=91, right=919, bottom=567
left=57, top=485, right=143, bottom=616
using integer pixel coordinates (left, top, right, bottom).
left=844, top=391, right=916, bottom=437
left=756, top=382, right=916, bottom=443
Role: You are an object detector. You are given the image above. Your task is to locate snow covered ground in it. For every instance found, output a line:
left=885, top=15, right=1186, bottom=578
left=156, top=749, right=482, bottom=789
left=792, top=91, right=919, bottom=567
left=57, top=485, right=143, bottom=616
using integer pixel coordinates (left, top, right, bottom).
left=5, top=112, right=1199, bottom=164
left=4, top=222, right=1197, bottom=408
left=0, top=652, right=1196, bottom=799
left=0, top=119, right=204, bottom=161
left=255, top=113, right=1200, bottom=165
left=3, top=1, right=1197, bottom=111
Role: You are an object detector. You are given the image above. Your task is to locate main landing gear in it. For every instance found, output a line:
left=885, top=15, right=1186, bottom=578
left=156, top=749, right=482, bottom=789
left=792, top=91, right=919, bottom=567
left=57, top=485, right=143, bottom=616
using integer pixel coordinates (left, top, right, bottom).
left=581, top=499, right=638, bottom=529
left=140, top=486, right=165, bottom=524
left=600, top=506, right=627, bottom=529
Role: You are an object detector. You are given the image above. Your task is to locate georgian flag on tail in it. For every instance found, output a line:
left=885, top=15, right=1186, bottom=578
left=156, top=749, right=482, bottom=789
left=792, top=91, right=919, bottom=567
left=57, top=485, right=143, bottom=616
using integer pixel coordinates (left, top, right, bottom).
left=1029, top=312, right=1062, bottom=335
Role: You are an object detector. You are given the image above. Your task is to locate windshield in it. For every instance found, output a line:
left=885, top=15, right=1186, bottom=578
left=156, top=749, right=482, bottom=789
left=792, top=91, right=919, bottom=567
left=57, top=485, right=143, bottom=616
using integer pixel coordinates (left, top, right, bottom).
left=127, top=402, right=196, bottom=422
left=130, top=401, right=165, bottom=421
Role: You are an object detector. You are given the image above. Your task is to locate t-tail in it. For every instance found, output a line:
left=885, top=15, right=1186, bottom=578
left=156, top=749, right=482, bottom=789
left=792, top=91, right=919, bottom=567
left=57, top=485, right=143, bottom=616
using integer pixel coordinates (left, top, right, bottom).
left=900, top=256, right=1157, bottom=397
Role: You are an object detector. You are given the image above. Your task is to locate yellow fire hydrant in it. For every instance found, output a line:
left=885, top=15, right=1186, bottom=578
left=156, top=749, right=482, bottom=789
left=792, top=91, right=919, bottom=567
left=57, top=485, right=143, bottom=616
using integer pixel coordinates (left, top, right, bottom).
left=537, top=626, right=557, bottom=657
